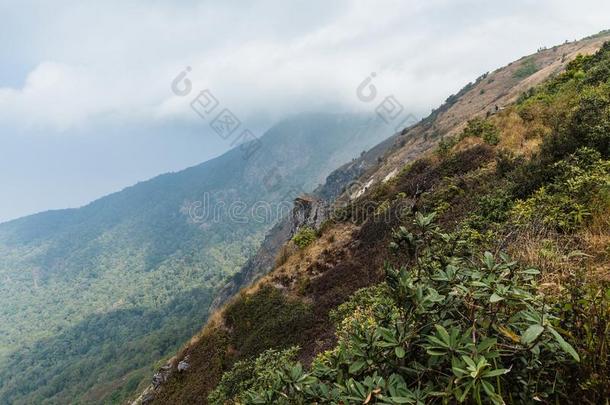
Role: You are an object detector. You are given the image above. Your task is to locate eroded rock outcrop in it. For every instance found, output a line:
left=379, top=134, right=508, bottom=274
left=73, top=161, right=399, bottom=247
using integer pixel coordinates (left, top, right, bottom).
left=291, top=195, right=329, bottom=235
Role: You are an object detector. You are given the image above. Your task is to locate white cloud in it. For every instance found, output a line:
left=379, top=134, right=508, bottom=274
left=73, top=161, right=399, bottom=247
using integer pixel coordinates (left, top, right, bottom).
left=1, top=0, right=609, bottom=133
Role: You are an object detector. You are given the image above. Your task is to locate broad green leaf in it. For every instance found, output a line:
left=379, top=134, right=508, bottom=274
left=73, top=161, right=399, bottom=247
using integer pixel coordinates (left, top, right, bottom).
left=379, top=328, right=396, bottom=342
left=483, top=368, right=509, bottom=378
left=427, top=335, right=449, bottom=347
left=435, top=324, right=451, bottom=344
left=548, top=327, right=580, bottom=362
left=395, top=346, right=406, bottom=359
left=471, top=281, right=488, bottom=287
left=376, top=341, right=399, bottom=348
left=427, top=348, right=448, bottom=356
left=521, top=324, right=544, bottom=345
left=477, top=337, right=497, bottom=352
left=519, top=268, right=540, bottom=275
left=462, top=355, right=476, bottom=369
left=458, top=380, right=474, bottom=402
left=389, top=396, right=415, bottom=404
left=349, top=360, right=366, bottom=374
left=490, top=293, right=504, bottom=303
left=483, top=251, right=495, bottom=269
left=481, top=380, right=495, bottom=396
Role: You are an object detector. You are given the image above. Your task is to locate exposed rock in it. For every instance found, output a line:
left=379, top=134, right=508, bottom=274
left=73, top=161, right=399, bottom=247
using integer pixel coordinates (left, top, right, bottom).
left=291, top=195, right=329, bottom=235
left=152, top=365, right=172, bottom=388
left=130, top=362, right=174, bottom=405
left=177, top=357, right=190, bottom=372
left=208, top=135, right=403, bottom=315
left=315, top=133, right=400, bottom=201
left=140, top=391, right=155, bottom=404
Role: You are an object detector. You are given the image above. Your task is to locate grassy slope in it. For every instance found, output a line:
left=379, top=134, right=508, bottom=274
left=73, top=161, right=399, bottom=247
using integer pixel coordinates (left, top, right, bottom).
left=143, top=35, right=610, bottom=404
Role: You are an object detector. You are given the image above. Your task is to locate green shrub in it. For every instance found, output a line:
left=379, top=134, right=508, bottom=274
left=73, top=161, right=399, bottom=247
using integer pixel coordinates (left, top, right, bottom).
left=495, top=149, right=523, bottom=177
left=224, top=286, right=314, bottom=358
left=461, top=117, right=500, bottom=145
left=328, top=283, right=395, bottom=325
left=292, top=227, right=317, bottom=249
left=513, top=57, right=539, bottom=79
left=208, top=347, right=300, bottom=405
left=511, top=148, right=610, bottom=231
left=555, top=278, right=610, bottom=399
left=228, top=214, right=584, bottom=404
left=512, top=186, right=591, bottom=231
left=436, top=136, right=458, bottom=157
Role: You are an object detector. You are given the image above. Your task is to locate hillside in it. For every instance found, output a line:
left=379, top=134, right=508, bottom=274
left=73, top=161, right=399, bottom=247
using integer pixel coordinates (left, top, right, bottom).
left=0, top=113, right=394, bottom=404
left=137, top=33, right=610, bottom=404
left=209, top=132, right=402, bottom=313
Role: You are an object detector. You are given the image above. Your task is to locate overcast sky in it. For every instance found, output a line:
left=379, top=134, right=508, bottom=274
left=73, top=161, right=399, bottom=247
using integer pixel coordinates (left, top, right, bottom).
left=1, top=0, right=609, bottom=223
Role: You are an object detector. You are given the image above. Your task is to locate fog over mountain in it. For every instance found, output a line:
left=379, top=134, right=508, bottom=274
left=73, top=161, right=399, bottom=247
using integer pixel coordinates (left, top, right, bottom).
left=2, top=0, right=609, bottom=222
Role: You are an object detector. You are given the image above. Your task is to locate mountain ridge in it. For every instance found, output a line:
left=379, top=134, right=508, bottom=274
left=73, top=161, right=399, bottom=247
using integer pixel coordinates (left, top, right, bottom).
left=0, top=112, right=394, bottom=404
left=135, top=31, right=610, bottom=404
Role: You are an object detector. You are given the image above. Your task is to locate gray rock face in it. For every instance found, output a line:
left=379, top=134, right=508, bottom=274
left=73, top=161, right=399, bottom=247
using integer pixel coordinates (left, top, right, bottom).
left=152, top=365, right=172, bottom=388
left=291, top=195, right=329, bottom=235
left=177, top=359, right=190, bottom=372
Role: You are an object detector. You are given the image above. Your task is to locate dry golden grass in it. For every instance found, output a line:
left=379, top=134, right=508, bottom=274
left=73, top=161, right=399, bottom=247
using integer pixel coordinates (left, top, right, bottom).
left=581, top=203, right=610, bottom=281
left=494, top=110, right=543, bottom=157
left=503, top=225, right=584, bottom=296
left=172, top=307, right=227, bottom=363
left=452, top=134, right=484, bottom=152
left=505, top=204, right=610, bottom=292
left=225, top=222, right=358, bottom=303
left=274, top=243, right=296, bottom=268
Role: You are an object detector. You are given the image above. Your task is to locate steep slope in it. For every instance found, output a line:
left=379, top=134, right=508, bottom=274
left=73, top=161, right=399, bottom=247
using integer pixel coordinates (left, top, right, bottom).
left=138, top=32, right=610, bottom=404
left=0, top=113, right=393, bottom=404
left=210, top=132, right=402, bottom=312
left=349, top=31, right=610, bottom=197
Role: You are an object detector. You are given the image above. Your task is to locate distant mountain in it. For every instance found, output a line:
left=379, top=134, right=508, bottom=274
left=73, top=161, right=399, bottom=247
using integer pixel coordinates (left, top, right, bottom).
left=0, top=112, right=393, bottom=404
left=210, top=128, right=403, bottom=313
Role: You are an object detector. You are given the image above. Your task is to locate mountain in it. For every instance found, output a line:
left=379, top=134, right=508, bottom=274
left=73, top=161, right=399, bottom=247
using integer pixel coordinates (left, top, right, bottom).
left=136, top=32, right=610, bottom=404
left=209, top=130, right=403, bottom=313
left=0, top=112, right=395, bottom=404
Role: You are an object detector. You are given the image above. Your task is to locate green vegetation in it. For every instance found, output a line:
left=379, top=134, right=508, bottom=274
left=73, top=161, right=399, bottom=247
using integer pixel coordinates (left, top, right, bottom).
left=0, top=113, right=391, bottom=404
left=461, top=117, right=501, bottom=145
left=292, top=227, right=318, bottom=249
left=208, top=347, right=300, bottom=404
left=511, top=148, right=610, bottom=231
left=214, top=215, right=593, bottom=404
left=153, top=285, right=316, bottom=405
left=436, top=137, right=458, bottom=157
left=437, top=117, right=501, bottom=158
left=210, top=42, right=610, bottom=404
left=513, top=57, right=539, bottom=79
left=0, top=288, right=215, bottom=405
left=224, top=286, right=314, bottom=358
